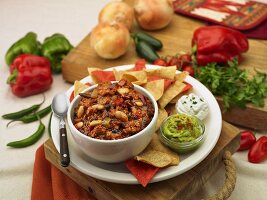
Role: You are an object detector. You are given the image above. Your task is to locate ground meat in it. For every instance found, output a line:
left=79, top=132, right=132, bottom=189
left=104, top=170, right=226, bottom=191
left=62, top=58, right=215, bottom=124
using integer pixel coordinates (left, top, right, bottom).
left=73, top=80, right=154, bottom=140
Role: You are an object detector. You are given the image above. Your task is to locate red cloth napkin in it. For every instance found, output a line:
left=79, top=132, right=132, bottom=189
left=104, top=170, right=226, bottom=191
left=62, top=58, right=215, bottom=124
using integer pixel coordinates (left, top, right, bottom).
left=31, top=145, right=95, bottom=200
left=31, top=144, right=161, bottom=200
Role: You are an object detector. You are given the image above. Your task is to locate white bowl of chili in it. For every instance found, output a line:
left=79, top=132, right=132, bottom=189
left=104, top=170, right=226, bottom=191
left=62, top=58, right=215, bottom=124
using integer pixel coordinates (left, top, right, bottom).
left=67, top=80, right=158, bottom=163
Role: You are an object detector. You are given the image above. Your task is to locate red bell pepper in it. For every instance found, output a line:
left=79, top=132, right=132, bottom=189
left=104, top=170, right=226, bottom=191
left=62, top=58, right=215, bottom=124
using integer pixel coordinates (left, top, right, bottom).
left=248, top=136, right=267, bottom=163
left=192, top=26, right=249, bottom=66
left=7, top=54, right=53, bottom=97
left=238, top=130, right=256, bottom=151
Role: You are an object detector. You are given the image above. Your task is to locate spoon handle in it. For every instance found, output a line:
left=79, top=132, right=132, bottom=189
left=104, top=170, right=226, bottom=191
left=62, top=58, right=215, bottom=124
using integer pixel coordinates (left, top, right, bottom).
left=59, top=120, right=70, bottom=167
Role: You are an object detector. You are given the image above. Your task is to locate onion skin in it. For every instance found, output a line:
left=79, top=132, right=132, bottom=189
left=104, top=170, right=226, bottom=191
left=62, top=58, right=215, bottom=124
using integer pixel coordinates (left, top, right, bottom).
left=90, top=22, right=130, bottom=59
left=134, top=0, right=174, bottom=30
left=99, top=1, right=134, bottom=30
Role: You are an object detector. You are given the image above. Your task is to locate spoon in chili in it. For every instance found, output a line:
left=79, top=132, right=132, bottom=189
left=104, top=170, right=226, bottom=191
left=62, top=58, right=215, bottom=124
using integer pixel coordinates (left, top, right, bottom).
left=52, top=93, right=70, bottom=167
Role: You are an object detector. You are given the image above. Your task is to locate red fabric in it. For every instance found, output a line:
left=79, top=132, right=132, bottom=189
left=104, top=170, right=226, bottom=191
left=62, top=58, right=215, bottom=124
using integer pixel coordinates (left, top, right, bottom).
left=125, top=159, right=160, bottom=187
left=31, top=145, right=95, bottom=200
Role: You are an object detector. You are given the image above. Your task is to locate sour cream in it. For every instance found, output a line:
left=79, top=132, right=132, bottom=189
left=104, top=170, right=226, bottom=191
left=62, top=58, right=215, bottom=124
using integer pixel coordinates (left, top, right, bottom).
left=175, top=93, right=209, bottom=120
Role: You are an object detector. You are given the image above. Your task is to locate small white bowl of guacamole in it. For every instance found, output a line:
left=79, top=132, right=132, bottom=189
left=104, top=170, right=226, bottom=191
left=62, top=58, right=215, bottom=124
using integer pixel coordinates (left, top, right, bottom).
left=159, top=113, right=206, bottom=154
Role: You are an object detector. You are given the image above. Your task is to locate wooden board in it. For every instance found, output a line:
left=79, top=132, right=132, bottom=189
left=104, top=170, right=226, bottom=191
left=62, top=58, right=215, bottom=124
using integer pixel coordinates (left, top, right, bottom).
left=61, top=0, right=267, bottom=131
left=44, top=121, right=240, bottom=200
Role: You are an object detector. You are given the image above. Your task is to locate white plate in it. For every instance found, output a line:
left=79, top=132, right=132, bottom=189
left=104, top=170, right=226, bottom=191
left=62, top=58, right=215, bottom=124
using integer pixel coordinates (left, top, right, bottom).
left=51, top=64, right=222, bottom=184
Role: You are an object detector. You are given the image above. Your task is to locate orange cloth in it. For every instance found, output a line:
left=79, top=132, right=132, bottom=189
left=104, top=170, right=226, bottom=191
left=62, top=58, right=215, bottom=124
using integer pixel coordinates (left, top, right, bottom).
left=31, top=145, right=96, bottom=200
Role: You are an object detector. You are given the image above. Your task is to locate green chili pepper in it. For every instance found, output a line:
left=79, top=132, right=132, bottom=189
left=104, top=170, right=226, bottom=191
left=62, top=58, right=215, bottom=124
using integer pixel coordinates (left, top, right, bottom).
left=2, top=94, right=45, bottom=120
left=7, top=105, right=52, bottom=126
left=6, top=120, right=45, bottom=148
left=135, top=40, right=159, bottom=63
left=133, top=32, right=163, bottom=50
left=41, top=33, right=73, bottom=73
left=5, top=32, right=41, bottom=66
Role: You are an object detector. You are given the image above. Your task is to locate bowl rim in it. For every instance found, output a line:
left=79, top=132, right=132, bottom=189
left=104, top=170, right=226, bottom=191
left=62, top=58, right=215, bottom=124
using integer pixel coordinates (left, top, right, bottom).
left=67, top=81, right=159, bottom=144
left=159, top=113, right=206, bottom=147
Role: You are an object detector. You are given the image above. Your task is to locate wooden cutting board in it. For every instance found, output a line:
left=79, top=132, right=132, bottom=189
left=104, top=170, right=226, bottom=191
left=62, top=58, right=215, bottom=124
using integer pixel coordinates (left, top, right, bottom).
left=44, top=121, right=240, bottom=200
left=61, top=0, right=267, bottom=131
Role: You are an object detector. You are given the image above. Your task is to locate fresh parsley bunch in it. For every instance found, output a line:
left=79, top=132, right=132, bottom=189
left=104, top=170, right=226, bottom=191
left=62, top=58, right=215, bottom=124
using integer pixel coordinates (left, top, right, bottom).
left=195, top=59, right=267, bottom=111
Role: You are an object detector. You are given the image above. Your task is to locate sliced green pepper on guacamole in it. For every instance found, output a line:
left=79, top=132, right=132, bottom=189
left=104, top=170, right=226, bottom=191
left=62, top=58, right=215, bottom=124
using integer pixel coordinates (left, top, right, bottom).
left=162, top=114, right=202, bottom=142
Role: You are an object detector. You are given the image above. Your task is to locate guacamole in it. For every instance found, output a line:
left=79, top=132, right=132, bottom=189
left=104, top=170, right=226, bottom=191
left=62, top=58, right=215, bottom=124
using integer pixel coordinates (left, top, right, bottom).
left=162, top=114, right=202, bottom=143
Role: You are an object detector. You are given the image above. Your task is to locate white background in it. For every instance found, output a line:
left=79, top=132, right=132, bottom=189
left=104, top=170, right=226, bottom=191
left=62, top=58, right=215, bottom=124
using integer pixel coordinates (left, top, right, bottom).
left=0, top=0, right=266, bottom=199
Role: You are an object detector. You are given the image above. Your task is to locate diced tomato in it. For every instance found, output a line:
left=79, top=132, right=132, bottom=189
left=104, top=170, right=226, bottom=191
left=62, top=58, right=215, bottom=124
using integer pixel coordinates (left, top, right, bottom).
left=114, top=97, right=124, bottom=106
left=91, top=71, right=115, bottom=82
left=153, top=58, right=168, bottom=66
left=125, top=159, right=160, bottom=187
left=133, top=59, right=146, bottom=71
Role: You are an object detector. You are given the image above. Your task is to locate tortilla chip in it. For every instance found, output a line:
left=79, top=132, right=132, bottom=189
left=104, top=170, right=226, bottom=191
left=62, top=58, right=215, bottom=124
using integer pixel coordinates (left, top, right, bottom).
left=147, top=76, right=174, bottom=91
left=87, top=67, right=102, bottom=76
left=158, top=81, right=186, bottom=109
left=135, top=150, right=172, bottom=168
left=148, top=134, right=179, bottom=165
left=156, top=108, right=168, bottom=131
left=74, top=81, right=89, bottom=97
left=135, top=133, right=179, bottom=167
left=113, top=68, right=124, bottom=81
left=91, top=70, right=115, bottom=83
left=121, top=71, right=147, bottom=85
left=175, top=71, right=188, bottom=82
left=169, top=82, right=193, bottom=104
left=145, top=66, right=176, bottom=80
left=143, top=79, right=164, bottom=101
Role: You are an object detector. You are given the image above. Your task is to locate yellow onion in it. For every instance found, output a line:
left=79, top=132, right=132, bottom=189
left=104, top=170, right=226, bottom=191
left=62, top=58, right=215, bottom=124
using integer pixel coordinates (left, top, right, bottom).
left=134, top=0, right=174, bottom=30
left=99, top=1, right=134, bottom=30
left=90, top=22, right=130, bottom=59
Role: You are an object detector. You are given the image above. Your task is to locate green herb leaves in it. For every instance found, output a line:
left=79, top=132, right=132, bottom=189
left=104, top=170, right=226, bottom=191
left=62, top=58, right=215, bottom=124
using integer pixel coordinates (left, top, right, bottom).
left=195, top=59, right=267, bottom=111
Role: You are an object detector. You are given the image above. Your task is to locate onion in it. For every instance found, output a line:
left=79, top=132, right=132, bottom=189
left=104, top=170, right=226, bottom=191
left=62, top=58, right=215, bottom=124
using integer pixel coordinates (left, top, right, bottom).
left=134, top=0, right=174, bottom=30
left=90, top=22, right=130, bottom=59
left=99, top=1, right=134, bottom=30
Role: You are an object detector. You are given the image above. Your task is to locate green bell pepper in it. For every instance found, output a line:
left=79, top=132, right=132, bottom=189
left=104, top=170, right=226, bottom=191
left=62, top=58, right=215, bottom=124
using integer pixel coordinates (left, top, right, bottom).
left=5, top=32, right=41, bottom=66
left=41, top=33, right=73, bottom=73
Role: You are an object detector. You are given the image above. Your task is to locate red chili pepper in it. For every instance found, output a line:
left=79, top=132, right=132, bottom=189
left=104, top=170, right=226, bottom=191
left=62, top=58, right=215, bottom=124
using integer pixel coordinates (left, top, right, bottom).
left=7, top=54, right=53, bottom=97
left=248, top=136, right=267, bottom=163
left=238, top=130, right=256, bottom=151
left=192, top=26, right=249, bottom=66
